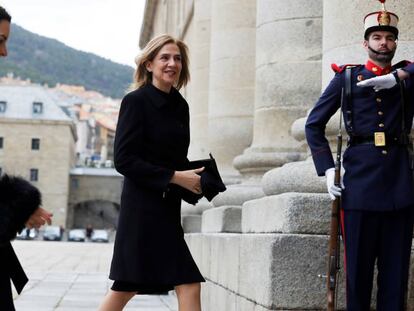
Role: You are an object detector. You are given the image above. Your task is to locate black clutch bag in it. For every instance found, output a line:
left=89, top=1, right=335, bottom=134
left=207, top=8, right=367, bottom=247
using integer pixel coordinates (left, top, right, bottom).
left=179, top=153, right=226, bottom=205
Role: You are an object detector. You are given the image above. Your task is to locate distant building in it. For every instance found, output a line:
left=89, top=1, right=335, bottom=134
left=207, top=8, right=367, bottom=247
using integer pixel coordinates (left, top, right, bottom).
left=53, top=84, right=120, bottom=167
left=0, top=84, right=77, bottom=226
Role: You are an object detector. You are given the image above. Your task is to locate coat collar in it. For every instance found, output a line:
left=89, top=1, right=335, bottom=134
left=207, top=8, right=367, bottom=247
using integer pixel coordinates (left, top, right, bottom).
left=144, top=83, right=178, bottom=109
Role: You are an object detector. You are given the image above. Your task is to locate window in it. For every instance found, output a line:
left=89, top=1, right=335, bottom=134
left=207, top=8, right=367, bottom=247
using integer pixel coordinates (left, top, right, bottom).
left=0, top=101, right=6, bottom=112
left=0, top=137, right=3, bottom=149
left=30, top=169, right=39, bottom=181
left=33, top=102, right=43, bottom=114
left=31, top=138, right=40, bottom=150
left=71, top=178, right=79, bottom=189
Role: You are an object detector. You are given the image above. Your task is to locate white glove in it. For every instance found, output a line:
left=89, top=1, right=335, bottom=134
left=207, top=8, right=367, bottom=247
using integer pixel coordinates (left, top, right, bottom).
left=325, top=168, right=344, bottom=201
left=356, top=72, right=397, bottom=91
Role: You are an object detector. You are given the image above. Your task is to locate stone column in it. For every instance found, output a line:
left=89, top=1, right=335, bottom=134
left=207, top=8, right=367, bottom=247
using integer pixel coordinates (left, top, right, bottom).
left=233, top=0, right=323, bottom=177
left=187, top=0, right=211, bottom=160
left=181, top=0, right=213, bottom=233
left=203, top=0, right=323, bottom=233
left=207, top=0, right=256, bottom=182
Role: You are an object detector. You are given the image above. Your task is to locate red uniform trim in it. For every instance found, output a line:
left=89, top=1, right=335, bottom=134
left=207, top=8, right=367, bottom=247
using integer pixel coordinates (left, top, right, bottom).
left=331, top=63, right=361, bottom=73
left=365, top=60, right=392, bottom=76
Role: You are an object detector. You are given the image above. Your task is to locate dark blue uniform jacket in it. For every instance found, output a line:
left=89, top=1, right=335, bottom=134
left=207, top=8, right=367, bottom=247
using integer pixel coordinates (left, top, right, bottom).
left=306, top=62, right=414, bottom=211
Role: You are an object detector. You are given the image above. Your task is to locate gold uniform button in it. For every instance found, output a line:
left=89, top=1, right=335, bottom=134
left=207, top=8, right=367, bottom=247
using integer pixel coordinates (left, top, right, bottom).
left=376, top=98, right=382, bottom=103
left=382, top=150, right=388, bottom=155
left=378, top=111, right=384, bottom=115
left=379, top=123, right=384, bottom=127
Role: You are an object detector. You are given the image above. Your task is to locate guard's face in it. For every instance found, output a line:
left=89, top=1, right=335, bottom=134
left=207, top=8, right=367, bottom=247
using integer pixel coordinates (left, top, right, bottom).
left=364, top=31, right=397, bottom=64
left=0, top=20, right=10, bottom=57
left=146, top=43, right=182, bottom=92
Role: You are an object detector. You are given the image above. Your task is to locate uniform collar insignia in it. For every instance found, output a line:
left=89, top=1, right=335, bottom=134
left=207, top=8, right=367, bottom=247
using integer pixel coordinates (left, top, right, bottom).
left=365, top=60, right=392, bottom=76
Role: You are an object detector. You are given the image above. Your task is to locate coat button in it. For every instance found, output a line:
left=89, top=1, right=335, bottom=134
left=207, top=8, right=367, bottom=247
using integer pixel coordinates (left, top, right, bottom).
left=378, top=111, right=384, bottom=116
left=379, top=123, right=384, bottom=128
left=376, top=98, right=382, bottom=103
left=382, top=150, right=388, bottom=155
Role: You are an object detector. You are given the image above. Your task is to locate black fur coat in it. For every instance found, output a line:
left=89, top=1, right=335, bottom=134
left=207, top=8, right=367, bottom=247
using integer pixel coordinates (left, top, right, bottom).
left=0, top=174, right=42, bottom=311
left=0, top=174, right=41, bottom=244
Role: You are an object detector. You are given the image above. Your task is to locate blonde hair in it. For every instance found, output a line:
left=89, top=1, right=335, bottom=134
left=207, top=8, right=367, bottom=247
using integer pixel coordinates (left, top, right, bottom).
left=132, top=34, right=190, bottom=91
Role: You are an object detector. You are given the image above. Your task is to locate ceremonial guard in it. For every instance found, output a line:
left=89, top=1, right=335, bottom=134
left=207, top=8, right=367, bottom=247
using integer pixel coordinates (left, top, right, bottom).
left=306, top=1, right=414, bottom=309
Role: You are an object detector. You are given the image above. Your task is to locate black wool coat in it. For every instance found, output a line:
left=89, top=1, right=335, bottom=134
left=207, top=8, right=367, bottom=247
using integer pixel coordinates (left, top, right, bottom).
left=109, top=83, right=204, bottom=292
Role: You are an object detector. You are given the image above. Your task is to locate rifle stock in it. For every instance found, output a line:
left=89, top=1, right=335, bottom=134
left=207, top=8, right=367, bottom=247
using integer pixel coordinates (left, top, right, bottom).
left=327, top=132, right=342, bottom=311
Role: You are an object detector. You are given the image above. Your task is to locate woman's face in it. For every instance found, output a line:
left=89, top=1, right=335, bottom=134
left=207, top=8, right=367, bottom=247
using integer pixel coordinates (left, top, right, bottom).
left=146, top=43, right=182, bottom=92
left=0, top=20, right=10, bottom=57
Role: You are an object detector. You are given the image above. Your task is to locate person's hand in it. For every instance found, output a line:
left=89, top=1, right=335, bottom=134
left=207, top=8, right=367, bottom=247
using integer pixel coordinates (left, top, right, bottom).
left=325, top=168, right=344, bottom=201
left=170, top=167, right=204, bottom=194
left=357, top=72, right=397, bottom=91
left=357, top=69, right=410, bottom=91
left=25, top=207, right=53, bottom=229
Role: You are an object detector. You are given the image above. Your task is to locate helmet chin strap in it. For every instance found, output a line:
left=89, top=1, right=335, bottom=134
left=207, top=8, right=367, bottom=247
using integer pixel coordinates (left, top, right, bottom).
left=368, top=45, right=394, bottom=56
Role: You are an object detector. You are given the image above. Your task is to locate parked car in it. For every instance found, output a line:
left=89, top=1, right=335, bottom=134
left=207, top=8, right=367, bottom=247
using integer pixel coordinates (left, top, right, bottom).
left=91, top=229, right=109, bottom=243
left=43, top=226, right=62, bottom=241
left=16, top=228, right=37, bottom=240
left=68, top=229, right=86, bottom=242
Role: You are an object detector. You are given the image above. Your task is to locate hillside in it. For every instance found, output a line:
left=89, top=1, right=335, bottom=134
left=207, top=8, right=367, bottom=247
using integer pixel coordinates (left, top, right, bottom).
left=0, top=24, right=134, bottom=99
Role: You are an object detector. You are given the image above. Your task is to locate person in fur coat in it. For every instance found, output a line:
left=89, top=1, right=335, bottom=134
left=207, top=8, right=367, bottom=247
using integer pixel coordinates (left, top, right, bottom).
left=0, top=6, right=53, bottom=310
left=0, top=174, right=52, bottom=310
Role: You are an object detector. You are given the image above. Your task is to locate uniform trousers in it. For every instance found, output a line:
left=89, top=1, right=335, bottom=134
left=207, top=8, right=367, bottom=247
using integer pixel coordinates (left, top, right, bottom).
left=342, top=207, right=414, bottom=310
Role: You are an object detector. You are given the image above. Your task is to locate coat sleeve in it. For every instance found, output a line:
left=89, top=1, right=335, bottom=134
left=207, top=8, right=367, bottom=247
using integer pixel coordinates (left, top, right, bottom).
left=305, top=73, right=342, bottom=176
left=114, top=93, right=175, bottom=191
left=402, top=62, right=414, bottom=76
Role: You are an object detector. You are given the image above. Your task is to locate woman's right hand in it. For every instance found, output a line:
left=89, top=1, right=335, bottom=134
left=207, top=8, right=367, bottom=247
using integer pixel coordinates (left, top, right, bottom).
left=170, top=167, right=204, bottom=194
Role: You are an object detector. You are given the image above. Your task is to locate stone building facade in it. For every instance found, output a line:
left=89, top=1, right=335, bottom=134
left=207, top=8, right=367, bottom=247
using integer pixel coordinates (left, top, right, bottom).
left=0, top=84, right=77, bottom=226
left=140, top=0, right=414, bottom=309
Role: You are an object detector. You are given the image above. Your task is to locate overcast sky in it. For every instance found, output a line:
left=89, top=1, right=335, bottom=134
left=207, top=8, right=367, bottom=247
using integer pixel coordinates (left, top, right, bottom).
left=1, top=0, right=146, bottom=67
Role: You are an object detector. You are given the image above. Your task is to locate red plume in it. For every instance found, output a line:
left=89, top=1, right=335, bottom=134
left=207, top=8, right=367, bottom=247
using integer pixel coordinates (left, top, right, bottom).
left=378, top=0, right=386, bottom=3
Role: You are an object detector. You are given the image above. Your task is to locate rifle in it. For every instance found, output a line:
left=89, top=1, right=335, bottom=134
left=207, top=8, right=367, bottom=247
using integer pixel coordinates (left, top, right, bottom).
left=326, top=88, right=344, bottom=311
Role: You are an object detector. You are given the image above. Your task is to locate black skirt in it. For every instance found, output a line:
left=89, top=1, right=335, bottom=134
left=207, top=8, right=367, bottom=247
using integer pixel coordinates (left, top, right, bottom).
left=109, top=191, right=205, bottom=294
left=112, top=280, right=182, bottom=294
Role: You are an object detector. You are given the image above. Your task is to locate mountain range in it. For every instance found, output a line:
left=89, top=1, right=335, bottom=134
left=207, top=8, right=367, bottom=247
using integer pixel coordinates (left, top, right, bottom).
left=0, top=24, right=134, bottom=99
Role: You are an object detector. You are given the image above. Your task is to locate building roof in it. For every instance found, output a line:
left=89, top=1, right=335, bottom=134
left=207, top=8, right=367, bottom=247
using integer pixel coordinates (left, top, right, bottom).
left=70, top=167, right=122, bottom=177
left=0, top=85, right=73, bottom=122
left=94, top=113, right=117, bottom=132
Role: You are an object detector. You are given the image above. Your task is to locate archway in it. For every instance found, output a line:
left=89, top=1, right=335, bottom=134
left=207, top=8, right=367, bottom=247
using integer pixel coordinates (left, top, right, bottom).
left=70, top=200, right=120, bottom=230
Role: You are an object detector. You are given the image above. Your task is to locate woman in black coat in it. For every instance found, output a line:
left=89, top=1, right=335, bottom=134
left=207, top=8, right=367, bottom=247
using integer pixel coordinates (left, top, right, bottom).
left=98, top=34, right=205, bottom=311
